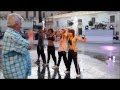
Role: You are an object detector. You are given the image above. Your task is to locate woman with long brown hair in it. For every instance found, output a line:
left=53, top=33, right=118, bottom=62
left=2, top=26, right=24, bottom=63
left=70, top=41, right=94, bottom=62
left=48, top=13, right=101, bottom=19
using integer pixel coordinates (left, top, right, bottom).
left=56, top=28, right=68, bottom=70
left=65, top=29, right=87, bottom=78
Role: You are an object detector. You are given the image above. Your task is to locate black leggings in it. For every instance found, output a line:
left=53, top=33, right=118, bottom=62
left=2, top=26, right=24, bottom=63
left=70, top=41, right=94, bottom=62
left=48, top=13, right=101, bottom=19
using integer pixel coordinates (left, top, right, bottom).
left=47, top=46, right=57, bottom=65
left=67, top=50, right=80, bottom=74
left=37, top=45, right=46, bottom=64
left=57, top=51, right=68, bottom=69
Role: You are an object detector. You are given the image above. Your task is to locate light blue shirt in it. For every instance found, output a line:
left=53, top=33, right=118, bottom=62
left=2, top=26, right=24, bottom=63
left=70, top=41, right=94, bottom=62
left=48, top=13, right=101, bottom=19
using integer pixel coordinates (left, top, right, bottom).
left=2, top=28, right=31, bottom=79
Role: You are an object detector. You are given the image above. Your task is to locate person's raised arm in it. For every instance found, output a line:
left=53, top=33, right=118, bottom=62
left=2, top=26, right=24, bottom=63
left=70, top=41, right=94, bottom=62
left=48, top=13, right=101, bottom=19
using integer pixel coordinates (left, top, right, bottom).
left=54, top=34, right=58, bottom=42
left=53, top=30, right=59, bottom=42
left=27, top=29, right=34, bottom=49
left=76, top=36, right=87, bottom=42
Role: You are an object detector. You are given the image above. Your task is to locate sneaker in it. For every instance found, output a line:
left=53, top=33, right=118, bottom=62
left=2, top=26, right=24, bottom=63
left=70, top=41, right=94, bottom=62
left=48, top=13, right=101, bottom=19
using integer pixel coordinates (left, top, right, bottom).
left=64, top=70, right=70, bottom=74
left=45, top=63, right=49, bottom=66
left=46, top=63, right=49, bottom=65
left=52, top=65, right=59, bottom=69
left=76, top=74, right=81, bottom=78
left=35, top=60, right=40, bottom=64
left=56, top=66, right=59, bottom=69
left=42, top=63, right=48, bottom=67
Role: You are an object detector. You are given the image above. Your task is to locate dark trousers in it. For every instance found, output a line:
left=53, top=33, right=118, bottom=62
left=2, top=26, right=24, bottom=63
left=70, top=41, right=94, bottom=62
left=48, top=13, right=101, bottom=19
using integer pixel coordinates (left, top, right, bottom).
left=52, top=69, right=61, bottom=79
left=47, top=46, right=57, bottom=65
left=67, top=50, right=80, bottom=74
left=57, top=51, right=68, bottom=69
left=38, top=65, right=46, bottom=79
left=37, top=45, right=46, bottom=64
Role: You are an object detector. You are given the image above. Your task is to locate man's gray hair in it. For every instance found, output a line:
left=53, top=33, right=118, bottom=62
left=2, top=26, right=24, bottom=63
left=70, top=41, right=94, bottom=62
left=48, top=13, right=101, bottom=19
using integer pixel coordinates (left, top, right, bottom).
left=7, top=13, right=24, bottom=27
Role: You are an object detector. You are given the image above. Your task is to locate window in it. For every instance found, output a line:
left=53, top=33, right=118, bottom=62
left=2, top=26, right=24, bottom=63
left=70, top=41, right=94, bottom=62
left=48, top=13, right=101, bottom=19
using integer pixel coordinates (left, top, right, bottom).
left=78, top=19, right=82, bottom=25
left=78, top=28, right=82, bottom=35
left=67, top=20, right=74, bottom=27
left=56, top=21, right=59, bottom=27
left=11, top=11, right=14, bottom=13
left=51, top=13, right=53, bottom=16
left=92, top=17, right=95, bottom=24
left=26, top=11, right=28, bottom=18
left=43, top=12, right=45, bottom=18
left=33, top=11, right=36, bottom=17
left=78, top=19, right=82, bottom=22
left=110, top=15, right=115, bottom=23
left=39, top=11, right=42, bottom=22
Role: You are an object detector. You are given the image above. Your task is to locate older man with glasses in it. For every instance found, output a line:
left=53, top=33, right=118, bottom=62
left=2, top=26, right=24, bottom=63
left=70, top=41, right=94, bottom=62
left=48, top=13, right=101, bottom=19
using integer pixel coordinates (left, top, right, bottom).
left=2, top=13, right=33, bottom=79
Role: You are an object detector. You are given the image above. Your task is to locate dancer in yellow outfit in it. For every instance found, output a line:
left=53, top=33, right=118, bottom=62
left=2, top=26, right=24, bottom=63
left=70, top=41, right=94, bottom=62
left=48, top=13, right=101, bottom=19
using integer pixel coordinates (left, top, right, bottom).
left=65, top=29, right=87, bottom=78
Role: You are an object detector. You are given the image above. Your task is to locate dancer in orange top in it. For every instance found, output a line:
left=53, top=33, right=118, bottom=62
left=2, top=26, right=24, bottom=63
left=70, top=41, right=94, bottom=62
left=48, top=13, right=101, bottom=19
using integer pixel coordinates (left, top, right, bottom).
left=65, top=29, right=87, bottom=78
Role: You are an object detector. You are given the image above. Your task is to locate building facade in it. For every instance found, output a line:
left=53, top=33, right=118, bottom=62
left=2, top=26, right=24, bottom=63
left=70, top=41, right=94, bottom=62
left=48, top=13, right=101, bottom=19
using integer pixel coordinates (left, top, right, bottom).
left=51, top=11, right=120, bottom=41
left=0, top=11, right=72, bottom=32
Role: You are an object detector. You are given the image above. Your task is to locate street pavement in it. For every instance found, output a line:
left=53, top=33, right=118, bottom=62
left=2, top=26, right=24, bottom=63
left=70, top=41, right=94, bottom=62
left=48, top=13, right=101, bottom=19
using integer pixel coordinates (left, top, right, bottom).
left=0, top=40, right=120, bottom=79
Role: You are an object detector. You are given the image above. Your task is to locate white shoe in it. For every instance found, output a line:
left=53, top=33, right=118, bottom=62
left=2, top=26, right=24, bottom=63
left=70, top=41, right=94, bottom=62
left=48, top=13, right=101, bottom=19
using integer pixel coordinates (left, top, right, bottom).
left=76, top=74, right=80, bottom=78
left=42, top=63, right=48, bottom=67
left=45, top=63, right=49, bottom=66
left=52, top=65, right=58, bottom=69
left=64, top=70, right=70, bottom=74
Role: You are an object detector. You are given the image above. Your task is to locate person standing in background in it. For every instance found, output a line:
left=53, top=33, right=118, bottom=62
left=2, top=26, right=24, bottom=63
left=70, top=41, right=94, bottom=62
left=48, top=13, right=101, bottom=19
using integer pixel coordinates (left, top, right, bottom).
left=35, top=26, right=47, bottom=66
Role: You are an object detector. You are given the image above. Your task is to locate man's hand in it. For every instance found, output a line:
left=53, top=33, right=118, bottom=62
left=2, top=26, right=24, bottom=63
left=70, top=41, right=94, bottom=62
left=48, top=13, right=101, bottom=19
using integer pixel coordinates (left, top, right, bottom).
left=28, top=44, right=33, bottom=50
left=27, top=29, right=34, bottom=50
left=27, top=29, right=34, bottom=38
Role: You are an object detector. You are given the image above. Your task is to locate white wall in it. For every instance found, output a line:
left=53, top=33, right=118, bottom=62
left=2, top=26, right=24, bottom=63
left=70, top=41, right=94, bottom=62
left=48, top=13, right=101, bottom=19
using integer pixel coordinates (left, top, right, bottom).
left=0, top=11, right=11, bottom=16
left=115, top=11, right=120, bottom=39
left=0, top=20, right=33, bottom=32
left=54, top=17, right=70, bottom=29
left=118, top=11, right=120, bottom=40
left=13, top=11, right=26, bottom=18
left=42, top=11, right=70, bottom=19
left=53, top=11, right=120, bottom=40
left=85, top=30, right=113, bottom=43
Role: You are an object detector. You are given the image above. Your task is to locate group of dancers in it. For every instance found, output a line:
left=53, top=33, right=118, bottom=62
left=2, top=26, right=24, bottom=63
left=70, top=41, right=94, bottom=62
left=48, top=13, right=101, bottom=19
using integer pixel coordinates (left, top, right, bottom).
left=2, top=13, right=87, bottom=79
left=34, top=26, right=87, bottom=78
